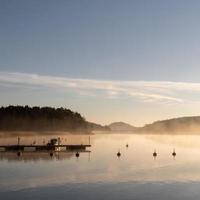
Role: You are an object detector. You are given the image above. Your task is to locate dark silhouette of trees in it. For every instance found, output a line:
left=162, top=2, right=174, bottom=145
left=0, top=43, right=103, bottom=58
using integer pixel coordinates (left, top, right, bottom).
left=0, top=105, right=88, bottom=131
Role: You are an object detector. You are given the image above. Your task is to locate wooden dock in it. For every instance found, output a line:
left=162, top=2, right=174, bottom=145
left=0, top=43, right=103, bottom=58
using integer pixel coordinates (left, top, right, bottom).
left=0, top=144, right=91, bottom=152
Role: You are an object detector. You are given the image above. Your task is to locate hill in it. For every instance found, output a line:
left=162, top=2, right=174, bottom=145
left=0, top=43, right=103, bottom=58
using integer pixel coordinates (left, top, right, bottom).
left=109, top=122, right=137, bottom=131
left=0, top=106, right=108, bottom=132
left=87, top=122, right=110, bottom=131
left=139, top=116, right=200, bottom=134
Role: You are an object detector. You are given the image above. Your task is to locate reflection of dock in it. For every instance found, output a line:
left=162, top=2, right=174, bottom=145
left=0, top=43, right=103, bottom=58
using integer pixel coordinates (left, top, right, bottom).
left=0, top=144, right=91, bottom=151
left=0, top=151, right=90, bottom=162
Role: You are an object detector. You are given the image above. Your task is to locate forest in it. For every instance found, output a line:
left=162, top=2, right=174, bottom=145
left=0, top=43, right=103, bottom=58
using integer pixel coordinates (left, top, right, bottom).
left=0, top=106, right=108, bottom=132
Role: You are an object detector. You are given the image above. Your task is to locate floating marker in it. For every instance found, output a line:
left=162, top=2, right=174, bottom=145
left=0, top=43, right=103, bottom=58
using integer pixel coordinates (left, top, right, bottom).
left=50, top=152, right=53, bottom=157
left=153, top=150, right=157, bottom=157
left=172, top=149, right=176, bottom=157
left=117, top=151, right=121, bottom=157
left=76, top=152, right=80, bottom=158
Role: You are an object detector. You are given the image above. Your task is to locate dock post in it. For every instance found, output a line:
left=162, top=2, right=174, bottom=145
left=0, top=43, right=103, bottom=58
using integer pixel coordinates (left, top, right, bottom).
left=17, top=137, right=20, bottom=145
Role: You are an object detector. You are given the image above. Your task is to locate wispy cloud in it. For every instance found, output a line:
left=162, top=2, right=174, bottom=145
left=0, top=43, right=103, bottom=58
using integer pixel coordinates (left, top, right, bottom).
left=1, top=71, right=200, bottom=103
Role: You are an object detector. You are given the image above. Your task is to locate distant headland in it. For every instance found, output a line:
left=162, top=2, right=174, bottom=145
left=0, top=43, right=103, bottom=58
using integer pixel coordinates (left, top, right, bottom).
left=0, top=106, right=109, bottom=133
left=109, top=117, right=200, bottom=134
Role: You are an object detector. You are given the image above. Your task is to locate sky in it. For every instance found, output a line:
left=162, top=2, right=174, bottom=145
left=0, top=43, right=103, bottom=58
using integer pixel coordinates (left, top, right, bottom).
left=1, top=0, right=200, bottom=126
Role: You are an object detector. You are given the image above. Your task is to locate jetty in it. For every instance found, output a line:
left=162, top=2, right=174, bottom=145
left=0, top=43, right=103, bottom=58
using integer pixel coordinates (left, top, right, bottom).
left=0, top=138, right=91, bottom=152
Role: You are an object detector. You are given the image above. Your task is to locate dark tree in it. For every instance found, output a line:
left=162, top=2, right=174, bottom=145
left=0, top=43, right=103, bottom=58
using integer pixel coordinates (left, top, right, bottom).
left=0, top=105, right=87, bottom=131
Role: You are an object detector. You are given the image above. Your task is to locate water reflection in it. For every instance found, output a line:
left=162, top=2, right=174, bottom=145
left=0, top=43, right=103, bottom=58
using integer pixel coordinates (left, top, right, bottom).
left=1, top=133, right=200, bottom=199
left=0, top=151, right=90, bottom=162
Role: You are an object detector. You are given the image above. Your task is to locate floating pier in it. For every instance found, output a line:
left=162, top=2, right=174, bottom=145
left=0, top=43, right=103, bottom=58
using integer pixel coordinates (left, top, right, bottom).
left=0, top=144, right=91, bottom=152
left=0, top=138, right=91, bottom=152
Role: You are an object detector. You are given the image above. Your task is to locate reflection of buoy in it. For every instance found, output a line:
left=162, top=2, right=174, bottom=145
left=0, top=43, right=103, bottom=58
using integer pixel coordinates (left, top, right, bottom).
left=153, top=150, right=157, bottom=157
left=17, top=151, right=21, bottom=157
left=50, top=152, right=53, bottom=157
left=126, top=144, right=129, bottom=148
left=76, top=152, right=80, bottom=158
left=172, top=149, right=176, bottom=157
left=117, top=151, right=121, bottom=157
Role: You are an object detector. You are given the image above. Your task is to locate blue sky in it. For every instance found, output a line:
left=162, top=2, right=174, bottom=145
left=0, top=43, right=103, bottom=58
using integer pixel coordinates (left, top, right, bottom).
left=1, top=0, right=200, bottom=126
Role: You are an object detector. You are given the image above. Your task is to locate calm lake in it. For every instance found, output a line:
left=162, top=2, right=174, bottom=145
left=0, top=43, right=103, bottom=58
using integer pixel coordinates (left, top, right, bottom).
left=1, top=133, right=200, bottom=200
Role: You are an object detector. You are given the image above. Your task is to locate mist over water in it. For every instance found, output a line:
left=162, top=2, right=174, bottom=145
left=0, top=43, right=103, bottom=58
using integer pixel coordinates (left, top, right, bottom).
left=1, top=133, right=200, bottom=199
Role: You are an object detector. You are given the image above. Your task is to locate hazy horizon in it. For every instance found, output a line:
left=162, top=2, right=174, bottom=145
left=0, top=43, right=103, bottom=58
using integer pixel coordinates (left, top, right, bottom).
left=1, top=71, right=200, bottom=126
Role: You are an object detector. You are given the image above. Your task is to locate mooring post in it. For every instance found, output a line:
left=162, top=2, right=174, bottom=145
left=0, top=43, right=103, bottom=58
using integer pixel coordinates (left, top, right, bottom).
left=17, top=137, right=20, bottom=145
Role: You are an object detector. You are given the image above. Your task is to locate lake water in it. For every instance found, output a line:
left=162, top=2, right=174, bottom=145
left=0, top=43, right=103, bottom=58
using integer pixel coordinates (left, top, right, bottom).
left=1, top=133, right=200, bottom=199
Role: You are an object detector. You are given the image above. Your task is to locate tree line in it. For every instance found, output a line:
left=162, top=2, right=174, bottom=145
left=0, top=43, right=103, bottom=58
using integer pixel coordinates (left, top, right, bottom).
left=0, top=105, right=88, bottom=131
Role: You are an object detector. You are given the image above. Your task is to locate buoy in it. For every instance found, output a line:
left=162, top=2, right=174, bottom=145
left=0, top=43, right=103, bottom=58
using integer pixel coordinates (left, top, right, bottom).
left=76, top=152, right=80, bottom=158
left=153, top=150, right=157, bottom=157
left=172, top=149, right=176, bottom=157
left=117, top=151, right=121, bottom=157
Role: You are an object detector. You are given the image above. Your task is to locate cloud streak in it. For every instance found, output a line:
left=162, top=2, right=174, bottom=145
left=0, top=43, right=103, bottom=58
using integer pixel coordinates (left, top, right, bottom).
left=1, top=71, right=200, bottom=103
